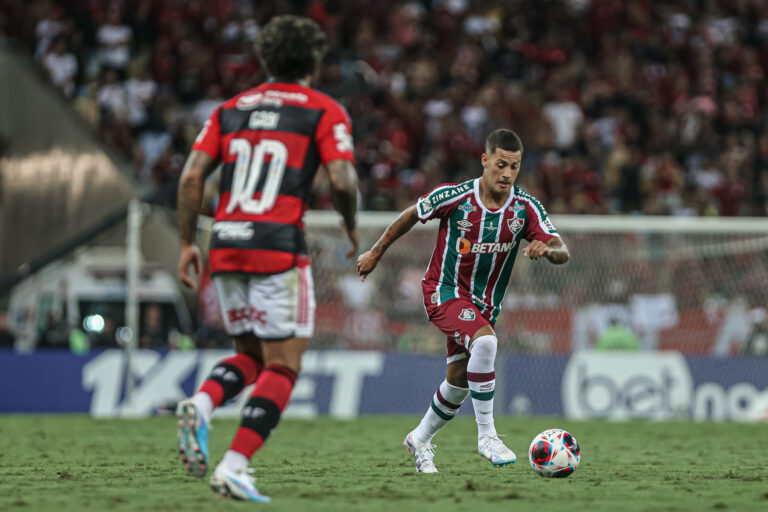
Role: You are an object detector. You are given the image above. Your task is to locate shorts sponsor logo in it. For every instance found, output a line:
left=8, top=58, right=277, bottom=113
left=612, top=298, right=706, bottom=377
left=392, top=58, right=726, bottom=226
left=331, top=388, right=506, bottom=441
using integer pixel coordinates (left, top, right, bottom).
left=431, top=292, right=439, bottom=304
left=458, top=201, right=477, bottom=212
left=459, top=308, right=476, bottom=321
left=507, top=217, right=524, bottom=234
left=227, top=307, right=267, bottom=325
left=452, top=330, right=462, bottom=343
left=457, top=219, right=473, bottom=231
left=213, top=221, right=254, bottom=241
left=248, top=111, right=280, bottom=129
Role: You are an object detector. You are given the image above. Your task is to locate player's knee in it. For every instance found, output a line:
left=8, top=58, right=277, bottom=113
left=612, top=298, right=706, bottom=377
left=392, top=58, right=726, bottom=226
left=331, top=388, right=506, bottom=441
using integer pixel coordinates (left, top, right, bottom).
left=469, top=335, right=497, bottom=362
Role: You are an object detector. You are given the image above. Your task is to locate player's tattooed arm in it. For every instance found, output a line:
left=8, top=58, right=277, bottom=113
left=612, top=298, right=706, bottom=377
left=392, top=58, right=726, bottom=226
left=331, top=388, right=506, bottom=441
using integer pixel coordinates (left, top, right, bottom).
left=523, top=237, right=570, bottom=264
left=325, top=158, right=360, bottom=258
left=177, top=150, right=218, bottom=288
left=357, top=205, right=418, bottom=281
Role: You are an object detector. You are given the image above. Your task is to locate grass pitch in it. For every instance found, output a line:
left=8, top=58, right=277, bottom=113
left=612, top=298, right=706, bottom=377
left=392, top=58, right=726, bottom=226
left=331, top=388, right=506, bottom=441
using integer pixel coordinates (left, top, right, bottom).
left=0, top=415, right=766, bottom=512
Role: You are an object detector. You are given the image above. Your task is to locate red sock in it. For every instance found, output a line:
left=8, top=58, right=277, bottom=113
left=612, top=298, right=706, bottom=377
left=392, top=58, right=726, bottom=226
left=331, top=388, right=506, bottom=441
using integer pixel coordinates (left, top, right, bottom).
left=229, top=364, right=297, bottom=458
left=198, top=353, right=263, bottom=407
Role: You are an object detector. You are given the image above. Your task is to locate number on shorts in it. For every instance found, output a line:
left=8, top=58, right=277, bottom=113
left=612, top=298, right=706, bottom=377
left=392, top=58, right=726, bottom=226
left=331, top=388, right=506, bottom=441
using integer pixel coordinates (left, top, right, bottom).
left=226, top=138, right=288, bottom=215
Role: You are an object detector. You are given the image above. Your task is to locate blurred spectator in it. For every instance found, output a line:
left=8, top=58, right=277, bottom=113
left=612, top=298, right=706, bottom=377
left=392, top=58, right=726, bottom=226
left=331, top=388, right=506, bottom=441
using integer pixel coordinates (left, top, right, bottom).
left=96, top=6, right=132, bottom=72
left=0, top=311, right=15, bottom=348
left=6, top=0, right=768, bottom=217
left=42, top=36, right=77, bottom=97
left=596, top=318, right=641, bottom=351
left=140, top=303, right=166, bottom=348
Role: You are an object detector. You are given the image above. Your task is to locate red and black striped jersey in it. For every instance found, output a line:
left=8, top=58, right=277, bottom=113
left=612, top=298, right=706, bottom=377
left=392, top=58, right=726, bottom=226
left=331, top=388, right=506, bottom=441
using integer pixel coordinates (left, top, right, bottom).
left=193, top=82, right=355, bottom=275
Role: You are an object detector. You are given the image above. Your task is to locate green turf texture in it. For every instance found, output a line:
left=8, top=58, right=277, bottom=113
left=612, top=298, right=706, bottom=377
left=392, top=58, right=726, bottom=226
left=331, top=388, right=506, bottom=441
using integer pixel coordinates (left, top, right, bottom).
left=1, top=415, right=766, bottom=512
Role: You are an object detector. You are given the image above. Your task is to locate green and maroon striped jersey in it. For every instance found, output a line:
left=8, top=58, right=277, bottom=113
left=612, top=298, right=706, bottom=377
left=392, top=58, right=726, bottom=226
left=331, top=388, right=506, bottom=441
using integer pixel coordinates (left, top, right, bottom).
left=418, top=179, right=559, bottom=323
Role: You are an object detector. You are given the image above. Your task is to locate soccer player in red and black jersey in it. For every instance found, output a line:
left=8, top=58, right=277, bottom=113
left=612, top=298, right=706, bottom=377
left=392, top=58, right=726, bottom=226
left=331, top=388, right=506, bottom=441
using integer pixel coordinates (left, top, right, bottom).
left=174, top=16, right=359, bottom=501
left=357, top=129, right=570, bottom=473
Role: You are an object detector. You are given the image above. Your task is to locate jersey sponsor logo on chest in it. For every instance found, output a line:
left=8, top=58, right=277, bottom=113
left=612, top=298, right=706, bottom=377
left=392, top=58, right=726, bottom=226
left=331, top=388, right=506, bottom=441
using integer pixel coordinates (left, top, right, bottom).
left=248, top=111, right=280, bottom=129
left=213, top=221, right=254, bottom=240
left=456, top=237, right=516, bottom=254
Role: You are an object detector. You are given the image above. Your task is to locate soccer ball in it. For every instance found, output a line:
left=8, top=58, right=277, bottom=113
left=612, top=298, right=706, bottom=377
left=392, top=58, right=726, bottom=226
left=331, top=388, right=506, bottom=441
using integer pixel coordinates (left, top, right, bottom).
left=528, top=428, right=580, bottom=478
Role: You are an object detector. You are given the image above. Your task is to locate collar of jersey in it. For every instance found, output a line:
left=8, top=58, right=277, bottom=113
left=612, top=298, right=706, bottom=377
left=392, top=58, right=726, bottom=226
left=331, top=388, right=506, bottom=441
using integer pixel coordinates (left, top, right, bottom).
left=472, top=178, right=516, bottom=214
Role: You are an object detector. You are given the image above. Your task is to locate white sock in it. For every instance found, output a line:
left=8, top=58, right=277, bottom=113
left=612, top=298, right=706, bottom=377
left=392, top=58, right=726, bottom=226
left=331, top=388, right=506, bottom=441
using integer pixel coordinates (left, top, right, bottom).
left=412, top=379, right=469, bottom=444
left=467, top=335, right=497, bottom=438
left=220, top=450, right=249, bottom=473
left=192, top=392, right=214, bottom=424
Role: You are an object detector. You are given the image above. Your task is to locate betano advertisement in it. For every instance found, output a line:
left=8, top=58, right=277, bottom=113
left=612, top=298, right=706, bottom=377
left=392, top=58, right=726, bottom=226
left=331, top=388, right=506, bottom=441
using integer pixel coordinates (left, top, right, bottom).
left=1, top=350, right=767, bottom=421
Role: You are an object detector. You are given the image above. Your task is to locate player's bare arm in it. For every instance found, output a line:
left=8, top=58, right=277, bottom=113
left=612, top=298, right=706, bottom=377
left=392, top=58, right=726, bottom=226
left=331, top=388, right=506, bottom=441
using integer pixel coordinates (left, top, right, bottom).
left=177, top=149, right=219, bottom=289
left=357, top=205, right=419, bottom=281
left=325, top=158, right=360, bottom=258
left=523, top=237, right=570, bottom=264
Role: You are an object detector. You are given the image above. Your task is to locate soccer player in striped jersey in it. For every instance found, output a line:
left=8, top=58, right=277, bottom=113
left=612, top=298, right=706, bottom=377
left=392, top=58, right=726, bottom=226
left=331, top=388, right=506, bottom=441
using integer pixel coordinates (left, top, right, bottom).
left=357, top=129, right=569, bottom=473
left=175, top=16, right=359, bottom=500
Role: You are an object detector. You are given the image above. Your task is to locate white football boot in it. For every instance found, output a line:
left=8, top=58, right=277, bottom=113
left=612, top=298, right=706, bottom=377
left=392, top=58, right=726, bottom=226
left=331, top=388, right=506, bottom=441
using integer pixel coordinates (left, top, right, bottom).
left=478, top=434, right=517, bottom=466
left=210, top=464, right=271, bottom=502
left=403, top=432, right=438, bottom=473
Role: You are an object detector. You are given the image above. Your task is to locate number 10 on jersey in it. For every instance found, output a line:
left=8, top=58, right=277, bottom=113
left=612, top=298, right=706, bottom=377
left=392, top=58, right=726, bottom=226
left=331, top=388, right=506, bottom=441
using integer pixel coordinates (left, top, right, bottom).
left=226, top=138, right=288, bottom=215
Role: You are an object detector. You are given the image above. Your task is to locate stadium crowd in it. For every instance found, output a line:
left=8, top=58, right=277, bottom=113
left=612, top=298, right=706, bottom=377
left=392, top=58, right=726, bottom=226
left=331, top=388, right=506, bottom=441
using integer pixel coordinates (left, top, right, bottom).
left=1, top=0, right=768, bottom=216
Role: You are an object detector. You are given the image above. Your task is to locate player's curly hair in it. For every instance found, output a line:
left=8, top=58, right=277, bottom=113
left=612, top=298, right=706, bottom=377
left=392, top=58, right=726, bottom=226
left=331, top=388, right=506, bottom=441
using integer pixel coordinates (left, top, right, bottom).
left=254, top=15, right=328, bottom=81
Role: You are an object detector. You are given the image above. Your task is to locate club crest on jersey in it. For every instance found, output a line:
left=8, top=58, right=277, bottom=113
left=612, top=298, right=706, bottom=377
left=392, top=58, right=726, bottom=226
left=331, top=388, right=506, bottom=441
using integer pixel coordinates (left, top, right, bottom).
left=507, top=217, right=524, bottom=234
left=458, top=308, right=476, bottom=321
left=457, top=219, right=473, bottom=231
left=458, top=201, right=476, bottom=212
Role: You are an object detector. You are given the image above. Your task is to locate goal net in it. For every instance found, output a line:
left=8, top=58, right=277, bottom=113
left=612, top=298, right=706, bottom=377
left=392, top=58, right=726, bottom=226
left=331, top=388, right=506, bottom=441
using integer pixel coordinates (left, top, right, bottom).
left=271, top=213, right=768, bottom=357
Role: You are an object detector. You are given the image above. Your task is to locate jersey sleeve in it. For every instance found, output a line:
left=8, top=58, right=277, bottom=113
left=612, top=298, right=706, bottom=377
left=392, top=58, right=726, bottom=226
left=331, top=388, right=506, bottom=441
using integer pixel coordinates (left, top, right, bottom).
left=523, top=197, right=560, bottom=242
left=416, top=183, right=463, bottom=223
left=315, top=101, right=355, bottom=165
left=191, top=107, right=222, bottom=160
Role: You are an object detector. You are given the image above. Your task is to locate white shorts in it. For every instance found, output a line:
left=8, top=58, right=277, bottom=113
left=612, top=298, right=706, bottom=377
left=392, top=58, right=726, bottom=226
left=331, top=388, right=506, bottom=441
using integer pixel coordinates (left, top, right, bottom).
left=213, top=266, right=315, bottom=339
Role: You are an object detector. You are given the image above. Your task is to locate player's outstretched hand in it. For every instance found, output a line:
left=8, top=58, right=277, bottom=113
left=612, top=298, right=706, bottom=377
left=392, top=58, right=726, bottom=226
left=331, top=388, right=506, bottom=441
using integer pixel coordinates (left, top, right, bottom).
left=357, top=250, right=379, bottom=282
left=178, top=243, right=202, bottom=289
left=523, top=240, right=550, bottom=260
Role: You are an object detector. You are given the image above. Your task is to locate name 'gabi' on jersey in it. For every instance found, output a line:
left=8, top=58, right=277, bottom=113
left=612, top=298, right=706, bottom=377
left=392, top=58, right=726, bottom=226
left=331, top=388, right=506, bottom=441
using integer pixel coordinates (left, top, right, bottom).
left=417, top=178, right=559, bottom=324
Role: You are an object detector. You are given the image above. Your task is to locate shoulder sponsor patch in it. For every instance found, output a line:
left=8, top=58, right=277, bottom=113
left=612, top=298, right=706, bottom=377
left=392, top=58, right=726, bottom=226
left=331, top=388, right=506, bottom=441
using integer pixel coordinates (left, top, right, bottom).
left=458, top=308, right=476, bottom=321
